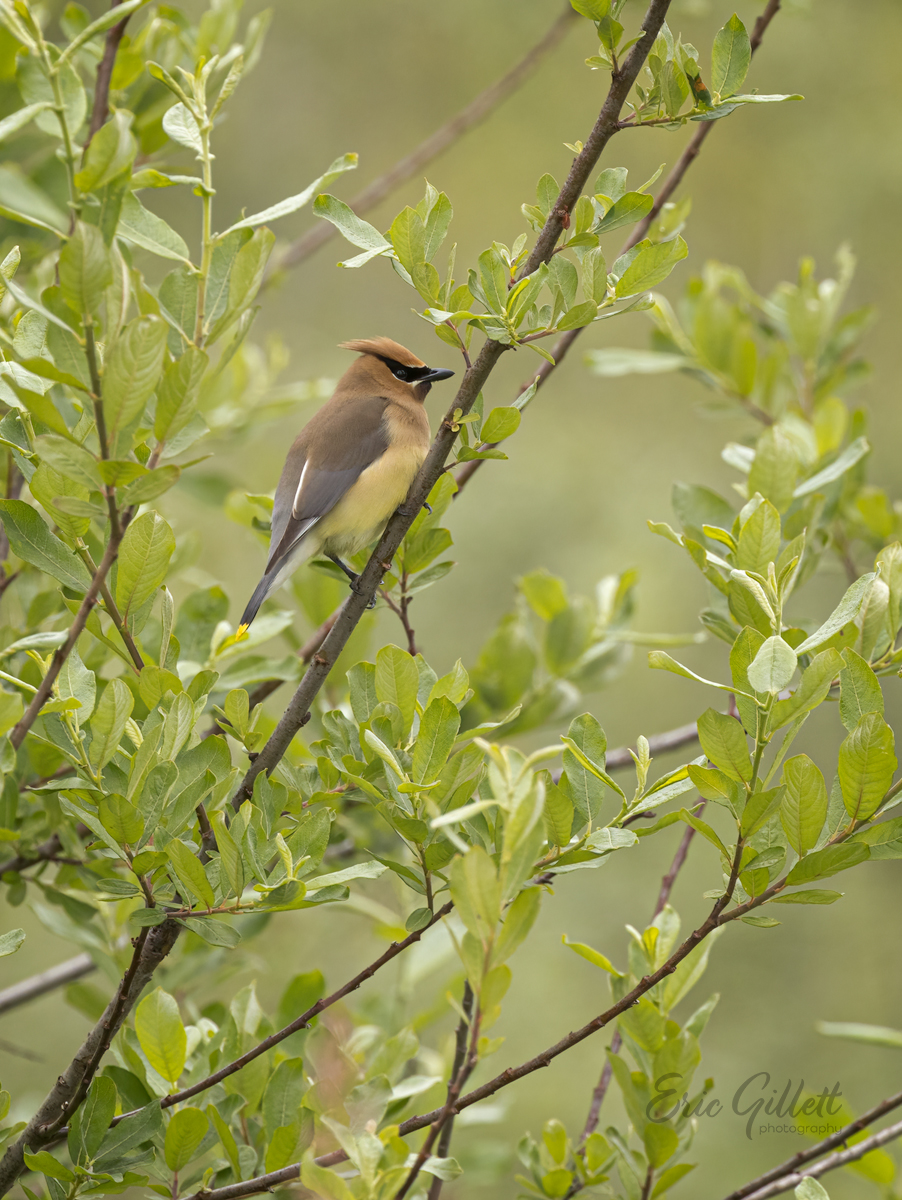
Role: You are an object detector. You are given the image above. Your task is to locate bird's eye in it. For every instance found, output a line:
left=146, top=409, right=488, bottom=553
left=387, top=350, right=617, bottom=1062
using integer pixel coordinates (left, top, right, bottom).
left=396, top=368, right=408, bottom=380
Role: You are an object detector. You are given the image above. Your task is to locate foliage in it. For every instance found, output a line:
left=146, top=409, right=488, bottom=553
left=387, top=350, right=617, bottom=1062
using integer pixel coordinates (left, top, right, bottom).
left=0, top=3, right=898, bottom=1200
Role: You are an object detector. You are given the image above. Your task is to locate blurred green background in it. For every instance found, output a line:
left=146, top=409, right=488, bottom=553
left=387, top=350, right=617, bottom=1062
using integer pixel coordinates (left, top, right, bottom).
left=4, top=0, right=902, bottom=1196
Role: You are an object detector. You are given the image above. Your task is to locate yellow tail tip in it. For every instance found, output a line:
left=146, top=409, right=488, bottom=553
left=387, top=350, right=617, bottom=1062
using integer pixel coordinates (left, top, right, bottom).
left=236, top=622, right=249, bottom=639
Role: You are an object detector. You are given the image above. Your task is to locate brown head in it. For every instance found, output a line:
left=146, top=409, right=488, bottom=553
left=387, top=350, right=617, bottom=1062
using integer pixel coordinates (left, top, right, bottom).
left=338, top=337, right=454, bottom=403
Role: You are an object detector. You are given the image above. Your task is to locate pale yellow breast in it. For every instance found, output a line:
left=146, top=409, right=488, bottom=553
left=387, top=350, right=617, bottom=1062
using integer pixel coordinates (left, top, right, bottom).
left=316, top=439, right=427, bottom=558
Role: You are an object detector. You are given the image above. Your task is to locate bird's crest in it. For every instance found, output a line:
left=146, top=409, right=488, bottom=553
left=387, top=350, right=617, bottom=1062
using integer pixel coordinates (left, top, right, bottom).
left=339, top=337, right=425, bottom=367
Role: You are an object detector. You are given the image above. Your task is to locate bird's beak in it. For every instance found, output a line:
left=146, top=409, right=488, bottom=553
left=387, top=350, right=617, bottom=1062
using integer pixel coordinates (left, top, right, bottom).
left=420, top=367, right=455, bottom=382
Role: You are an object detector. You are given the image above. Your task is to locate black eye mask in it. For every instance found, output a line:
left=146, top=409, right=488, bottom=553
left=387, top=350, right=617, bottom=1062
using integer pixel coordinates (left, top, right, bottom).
left=378, top=356, right=455, bottom=384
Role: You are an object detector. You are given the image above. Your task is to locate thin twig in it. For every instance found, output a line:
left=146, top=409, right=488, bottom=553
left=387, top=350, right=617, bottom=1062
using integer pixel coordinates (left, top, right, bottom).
left=228, top=0, right=678, bottom=814
left=734, top=1115, right=902, bottom=1200
left=112, top=902, right=454, bottom=1121
left=180, top=843, right=747, bottom=1200
left=271, top=5, right=579, bottom=277
left=721, top=1088, right=902, bottom=1200
left=86, top=0, right=129, bottom=145
left=427, top=982, right=474, bottom=1200
left=0, top=953, right=95, bottom=1015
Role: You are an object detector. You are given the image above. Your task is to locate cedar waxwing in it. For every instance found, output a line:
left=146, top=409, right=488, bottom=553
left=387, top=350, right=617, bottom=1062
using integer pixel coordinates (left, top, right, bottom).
left=238, top=337, right=455, bottom=631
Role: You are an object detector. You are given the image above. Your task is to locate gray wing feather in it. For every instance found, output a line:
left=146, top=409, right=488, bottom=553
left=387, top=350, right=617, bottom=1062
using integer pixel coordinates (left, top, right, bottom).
left=265, top=395, right=390, bottom=572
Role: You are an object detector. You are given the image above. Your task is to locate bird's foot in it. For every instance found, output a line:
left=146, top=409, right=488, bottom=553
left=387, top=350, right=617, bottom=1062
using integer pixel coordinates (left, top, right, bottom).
left=348, top=576, right=377, bottom=610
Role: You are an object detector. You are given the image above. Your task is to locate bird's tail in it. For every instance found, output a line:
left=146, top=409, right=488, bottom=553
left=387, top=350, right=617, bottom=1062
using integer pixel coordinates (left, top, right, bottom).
left=237, top=574, right=274, bottom=634
left=238, top=539, right=316, bottom=634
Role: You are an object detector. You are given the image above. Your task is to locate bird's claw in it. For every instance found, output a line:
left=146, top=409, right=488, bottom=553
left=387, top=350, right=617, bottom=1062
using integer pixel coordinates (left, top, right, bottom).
left=349, top=577, right=376, bottom=610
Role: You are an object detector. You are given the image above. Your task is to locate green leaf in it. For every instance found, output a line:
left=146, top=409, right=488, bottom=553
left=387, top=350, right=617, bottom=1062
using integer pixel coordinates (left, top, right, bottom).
left=22, top=1152, right=75, bottom=1182
left=75, top=110, right=136, bottom=192
left=735, top=500, right=781, bottom=575
left=781, top=755, right=828, bottom=855
left=167, top=838, right=216, bottom=908
left=741, top=786, right=785, bottom=838
left=262, top=1057, right=306, bottom=1135
left=749, top=427, right=798, bottom=513
left=0, top=499, right=93, bottom=591
left=838, top=712, right=897, bottom=822
left=794, top=436, right=869, bottom=499
left=389, top=206, right=426, bottom=272
left=59, top=222, right=111, bottom=319
left=164, top=1106, right=208, bottom=1171
left=786, top=842, right=869, bottom=885
left=154, top=347, right=208, bottom=442
left=89, top=679, right=135, bottom=769
left=771, top=889, right=842, bottom=904
left=557, top=300, right=599, bottom=330
left=375, top=644, right=418, bottom=738
left=102, top=315, right=168, bottom=440
left=794, top=574, right=875, bottom=656
left=747, top=636, right=797, bottom=694
left=480, top=406, right=521, bottom=443
left=220, top=152, right=357, bottom=235
left=0, top=928, right=25, bottom=957
left=312, top=193, right=391, bottom=254
left=678, top=809, right=731, bottom=860
left=493, top=887, right=541, bottom=965
left=99, top=794, right=143, bottom=845
left=697, top=708, right=752, bottom=782
left=161, top=102, right=202, bottom=153
left=118, top=192, right=191, bottom=263
left=180, top=915, right=241, bottom=947
left=449, top=845, right=500, bottom=947
left=562, top=934, right=622, bottom=975
left=711, top=13, right=751, bottom=97
left=0, top=102, right=54, bottom=144
left=412, top=696, right=460, bottom=784
left=68, top=1075, right=116, bottom=1165
left=135, top=987, right=186, bottom=1084
left=33, top=434, right=100, bottom=491
left=17, top=48, right=86, bottom=140
left=207, top=226, right=275, bottom=342
left=116, top=512, right=175, bottom=619
left=816, top=1021, right=902, bottom=1048
left=839, top=648, right=883, bottom=733
left=614, top=236, right=687, bottom=298
left=769, top=648, right=843, bottom=729
left=594, top=191, right=654, bottom=236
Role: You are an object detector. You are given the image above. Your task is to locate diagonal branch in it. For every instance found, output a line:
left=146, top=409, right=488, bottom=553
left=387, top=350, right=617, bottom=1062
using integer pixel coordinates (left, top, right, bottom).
left=0, top=918, right=180, bottom=1199
left=272, top=5, right=579, bottom=276
left=453, top=0, right=783, bottom=496
left=113, top=901, right=454, bottom=1119
left=733, top=1114, right=902, bottom=1200
left=721, top=1088, right=902, bottom=1200
left=181, top=842, right=747, bottom=1200
left=229, top=0, right=678, bottom=812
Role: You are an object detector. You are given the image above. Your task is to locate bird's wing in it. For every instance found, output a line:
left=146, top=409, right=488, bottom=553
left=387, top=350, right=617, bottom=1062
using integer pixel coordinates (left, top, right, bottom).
left=266, top=394, right=390, bottom=571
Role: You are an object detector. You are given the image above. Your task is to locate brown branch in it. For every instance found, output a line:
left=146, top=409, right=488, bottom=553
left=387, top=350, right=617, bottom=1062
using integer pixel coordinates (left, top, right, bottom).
left=733, top=1115, right=902, bottom=1200
left=427, top=981, right=474, bottom=1200
left=204, top=610, right=339, bottom=740
left=0, top=952, right=95, bottom=1015
left=180, top=842, right=746, bottom=1200
left=111, top=901, right=454, bottom=1121
left=722, top=1089, right=902, bottom=1200
left=380, top=585, right=418, bottom=656
left=272, top=5, right=579, bottom=276
left=0, top=918, right=179, bottom=1198
left=86, top=0, right=130, bottom=145
left=395, top=1004, right=482, bottom=1199
left=453, top=0, right=783, bottom=496
left=228, top=0, right=677, bottom=814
